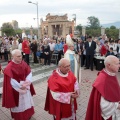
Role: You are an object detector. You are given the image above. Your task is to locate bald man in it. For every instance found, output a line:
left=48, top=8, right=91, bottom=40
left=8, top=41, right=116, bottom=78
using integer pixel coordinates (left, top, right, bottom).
left=85, top=55, right=120, bottom=120
left=2, top=49, right=36, bottom=120
left=44, top=58, right=80, bottom=120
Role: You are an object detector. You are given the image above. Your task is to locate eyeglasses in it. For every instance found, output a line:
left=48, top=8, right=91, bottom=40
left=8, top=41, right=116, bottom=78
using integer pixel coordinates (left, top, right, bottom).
left=62, top=65, right=70, bottom=68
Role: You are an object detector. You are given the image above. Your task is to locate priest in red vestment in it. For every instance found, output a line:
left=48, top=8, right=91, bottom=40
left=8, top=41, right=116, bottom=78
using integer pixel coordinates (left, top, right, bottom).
left=85, top=55, right=120, bottom=120
left=2, top=49, right=36, bottom=120
left=44, top=58, right=80, bottom=120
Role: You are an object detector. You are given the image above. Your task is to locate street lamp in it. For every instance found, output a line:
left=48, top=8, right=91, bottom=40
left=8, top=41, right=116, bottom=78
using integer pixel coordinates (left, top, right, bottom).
left=28, top=1, right=40, bottom=40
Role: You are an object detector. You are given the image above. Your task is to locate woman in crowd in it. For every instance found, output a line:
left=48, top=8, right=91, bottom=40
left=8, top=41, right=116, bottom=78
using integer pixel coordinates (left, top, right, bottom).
left=100, top=40, right=109, bottom=56
left=95, top=40, right=101, bottom=56
left=11, top=37, right=18, bottom=50
left=6, top=40, right=12, bottom=60
left=43, top=41, right=50, bottom=65
left=38, top=40, right=44, bottom=65
left=1, top=39, right=8, bottom=61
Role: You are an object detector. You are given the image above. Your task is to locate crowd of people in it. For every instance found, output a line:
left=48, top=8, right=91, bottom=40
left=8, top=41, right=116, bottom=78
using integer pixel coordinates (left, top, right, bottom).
left=0, top=33, right=120, bottom=120
left=0, top=34, right=120, bottom=68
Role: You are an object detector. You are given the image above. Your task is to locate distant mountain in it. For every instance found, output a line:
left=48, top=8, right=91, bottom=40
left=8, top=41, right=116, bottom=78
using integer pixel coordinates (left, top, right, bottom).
left=101, top=21, right=120, bottom=28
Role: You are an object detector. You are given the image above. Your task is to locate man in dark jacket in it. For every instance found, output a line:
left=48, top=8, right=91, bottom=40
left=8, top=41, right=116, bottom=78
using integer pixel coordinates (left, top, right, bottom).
left=84, top=36, right=96, bottom=71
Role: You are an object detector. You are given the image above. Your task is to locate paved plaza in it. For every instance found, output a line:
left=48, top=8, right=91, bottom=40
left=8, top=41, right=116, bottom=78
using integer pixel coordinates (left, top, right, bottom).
left=0, top=61, right=119, bottom=120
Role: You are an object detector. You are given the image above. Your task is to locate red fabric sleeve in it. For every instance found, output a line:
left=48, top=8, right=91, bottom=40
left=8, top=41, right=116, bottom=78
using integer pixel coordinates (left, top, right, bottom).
left=85, top=88, right=112, bottom=120
left=2, top=75, right=19, bottom=108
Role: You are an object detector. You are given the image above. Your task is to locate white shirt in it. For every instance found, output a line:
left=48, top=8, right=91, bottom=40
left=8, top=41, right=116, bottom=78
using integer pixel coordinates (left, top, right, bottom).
left=49, top=43, right=55, bottom=51
left=89, top=41, right=92, bottom=47
left=18, top=43, right=22, bottom=52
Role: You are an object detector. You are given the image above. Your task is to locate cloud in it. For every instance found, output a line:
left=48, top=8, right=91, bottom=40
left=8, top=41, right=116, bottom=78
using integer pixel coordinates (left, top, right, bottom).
left=0, top=0, right=120, bottom=27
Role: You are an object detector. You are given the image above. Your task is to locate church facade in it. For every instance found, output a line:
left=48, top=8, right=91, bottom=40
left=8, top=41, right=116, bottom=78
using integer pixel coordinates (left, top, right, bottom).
left=40, top=13, right=75, bottom=38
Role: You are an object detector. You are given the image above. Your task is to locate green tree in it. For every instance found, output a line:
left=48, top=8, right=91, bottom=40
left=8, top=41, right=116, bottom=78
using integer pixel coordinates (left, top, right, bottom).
left=76, top=24, right=82, bottom=31
left=15, top=28, right=22, bottom=36
left=86, top=28, right=101, bottom=37
left=76, top=24, right=82, bottom=36
left=110, top=26, right=116, bottom=29
left=87, top=16, right=100, bottom=29
left=1, top=23, right=15, bottom=36
left=105, top=27, right=119, bottom=39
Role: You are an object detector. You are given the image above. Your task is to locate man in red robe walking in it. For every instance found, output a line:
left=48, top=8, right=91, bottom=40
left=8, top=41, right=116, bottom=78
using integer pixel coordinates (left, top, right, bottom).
left=2, top=49, right=36, bottom=120
left=44, top=58, right=80, bottom=120
left=85, top=55, right=120, bottom=120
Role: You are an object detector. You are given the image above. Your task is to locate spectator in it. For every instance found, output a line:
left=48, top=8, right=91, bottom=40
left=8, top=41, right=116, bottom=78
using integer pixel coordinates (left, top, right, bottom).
left=100, top=40, right=109, bottom=56
left=30, top=40, right=38, bottom=63
left=49, top=39, right=55, bottom=63
left=106, top=47, right=115, bottom=57
left=43, top=41, right=50, bottom=65
left=54, top=40, right=63, bottom=63
left=84, top=36, right=96, bottom=71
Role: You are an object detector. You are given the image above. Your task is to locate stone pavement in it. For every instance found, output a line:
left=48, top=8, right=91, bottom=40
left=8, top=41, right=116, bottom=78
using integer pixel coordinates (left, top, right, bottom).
left=0, top=66, right=119, bottom=120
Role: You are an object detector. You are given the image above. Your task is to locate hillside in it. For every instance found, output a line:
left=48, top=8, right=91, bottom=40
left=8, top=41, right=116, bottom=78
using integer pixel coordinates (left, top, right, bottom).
left=101, top=21, right=120, bottom=28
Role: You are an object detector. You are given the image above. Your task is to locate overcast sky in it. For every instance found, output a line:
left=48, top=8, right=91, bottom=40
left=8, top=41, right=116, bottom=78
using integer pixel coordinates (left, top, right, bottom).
left=0, top=0, right=120, bottom=28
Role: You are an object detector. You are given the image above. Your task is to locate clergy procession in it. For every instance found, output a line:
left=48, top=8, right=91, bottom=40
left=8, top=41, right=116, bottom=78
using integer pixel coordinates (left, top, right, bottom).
left=0, top=33, right=120, bottom=120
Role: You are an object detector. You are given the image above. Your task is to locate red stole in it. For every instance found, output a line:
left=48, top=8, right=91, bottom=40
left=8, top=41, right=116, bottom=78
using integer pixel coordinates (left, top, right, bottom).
left=85, top=70, right=120, bottom=120
left=44, top=70, right=77, bottom=120
left=2, top=60, right=35, bottom=108
left=63, top=44, right=68, bottom=54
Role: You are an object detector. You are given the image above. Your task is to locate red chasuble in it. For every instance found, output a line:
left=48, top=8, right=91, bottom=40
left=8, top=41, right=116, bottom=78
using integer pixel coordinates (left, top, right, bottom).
left=85, top=70, right=120, bottom=120
left=2, top=60, right=36, bottom=120
left=44, top=70, right=77, bottom=120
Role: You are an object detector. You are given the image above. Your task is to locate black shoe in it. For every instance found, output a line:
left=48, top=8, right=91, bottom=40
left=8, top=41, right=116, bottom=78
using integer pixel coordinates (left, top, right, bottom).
left=91, top=69, right=93, bottom=71
left=84, top=67, right=89, bottom=70
left=0, top=94, right=2, bottom=98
